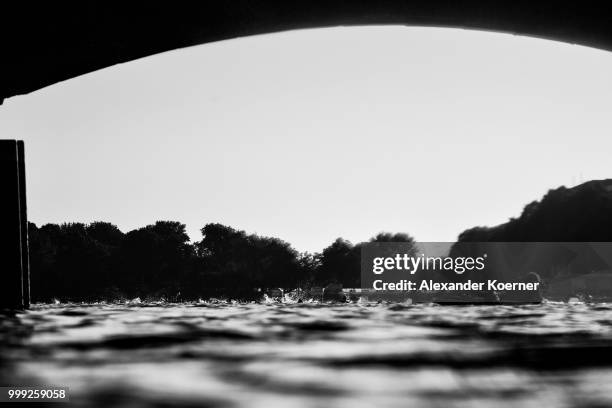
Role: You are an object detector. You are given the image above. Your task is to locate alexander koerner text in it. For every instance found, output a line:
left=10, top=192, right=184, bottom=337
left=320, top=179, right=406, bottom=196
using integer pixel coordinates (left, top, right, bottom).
left=372, top=280, right=540, bottom=291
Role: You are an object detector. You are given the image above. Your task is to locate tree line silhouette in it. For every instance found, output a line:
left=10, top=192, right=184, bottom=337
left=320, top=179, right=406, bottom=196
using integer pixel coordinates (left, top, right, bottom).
left=29, top=180, right=611, bottom=302
left=28, top=221, right=414, bottom=302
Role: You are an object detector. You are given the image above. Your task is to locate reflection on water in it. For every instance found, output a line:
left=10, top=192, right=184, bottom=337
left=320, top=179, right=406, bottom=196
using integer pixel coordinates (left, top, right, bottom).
left=2, top=301, right=612, bottom=407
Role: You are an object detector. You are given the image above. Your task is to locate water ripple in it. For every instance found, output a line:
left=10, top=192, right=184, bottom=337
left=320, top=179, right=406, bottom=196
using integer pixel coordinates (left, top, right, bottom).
left=1, top=302, right=612, bottom=407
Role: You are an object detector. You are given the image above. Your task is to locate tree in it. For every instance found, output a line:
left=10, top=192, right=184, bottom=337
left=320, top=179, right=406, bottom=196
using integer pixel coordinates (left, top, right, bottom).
left=115, top=221, right=195, bottom=298
left=316, top=232, right=417, bottom=287
left=195, top=223, right=304, bottom=295
left=29, top=222, right=120, bottom=301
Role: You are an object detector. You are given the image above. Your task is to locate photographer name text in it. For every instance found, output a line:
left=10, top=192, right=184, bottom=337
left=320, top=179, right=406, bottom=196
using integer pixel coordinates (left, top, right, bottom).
left=372, top=279, right=540, bottom=291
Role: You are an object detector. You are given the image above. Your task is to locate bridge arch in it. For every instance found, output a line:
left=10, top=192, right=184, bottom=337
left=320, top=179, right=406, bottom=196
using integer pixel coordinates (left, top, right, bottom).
left=2, top=1, right=612, bottom=103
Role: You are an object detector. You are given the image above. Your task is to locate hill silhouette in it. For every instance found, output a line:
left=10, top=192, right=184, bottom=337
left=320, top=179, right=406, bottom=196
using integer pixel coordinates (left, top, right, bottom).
left=458, top=179, right=612, bottom=242
left=455, top=180, right=612, bottom=300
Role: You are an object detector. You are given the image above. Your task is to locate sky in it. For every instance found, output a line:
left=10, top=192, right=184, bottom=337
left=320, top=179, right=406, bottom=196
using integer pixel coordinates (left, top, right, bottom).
left=1, top=26, right=612, bottom=252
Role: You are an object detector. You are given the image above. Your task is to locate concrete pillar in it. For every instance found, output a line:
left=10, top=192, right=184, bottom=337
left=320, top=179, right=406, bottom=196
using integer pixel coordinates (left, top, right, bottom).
left=0, top=140, right=29, bottom=309
left=18, top=141, right=30, bottom=308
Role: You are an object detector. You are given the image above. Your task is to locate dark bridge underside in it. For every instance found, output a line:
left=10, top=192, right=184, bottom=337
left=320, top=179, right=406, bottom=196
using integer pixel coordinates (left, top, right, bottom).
left=1, top=1, right=612, bottom=103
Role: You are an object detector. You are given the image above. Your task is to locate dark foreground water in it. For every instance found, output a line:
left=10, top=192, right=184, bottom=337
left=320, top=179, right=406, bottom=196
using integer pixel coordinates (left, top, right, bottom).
left=2, top=301, right=612, bottom=407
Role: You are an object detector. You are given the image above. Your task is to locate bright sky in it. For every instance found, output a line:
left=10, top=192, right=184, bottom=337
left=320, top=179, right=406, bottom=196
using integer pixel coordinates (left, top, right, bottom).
left=1, top=26, right=612, bottom=252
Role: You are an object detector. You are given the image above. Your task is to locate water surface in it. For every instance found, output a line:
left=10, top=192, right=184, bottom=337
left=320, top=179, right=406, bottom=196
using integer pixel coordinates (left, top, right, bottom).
left=2, top=301, right=612, bottom=407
